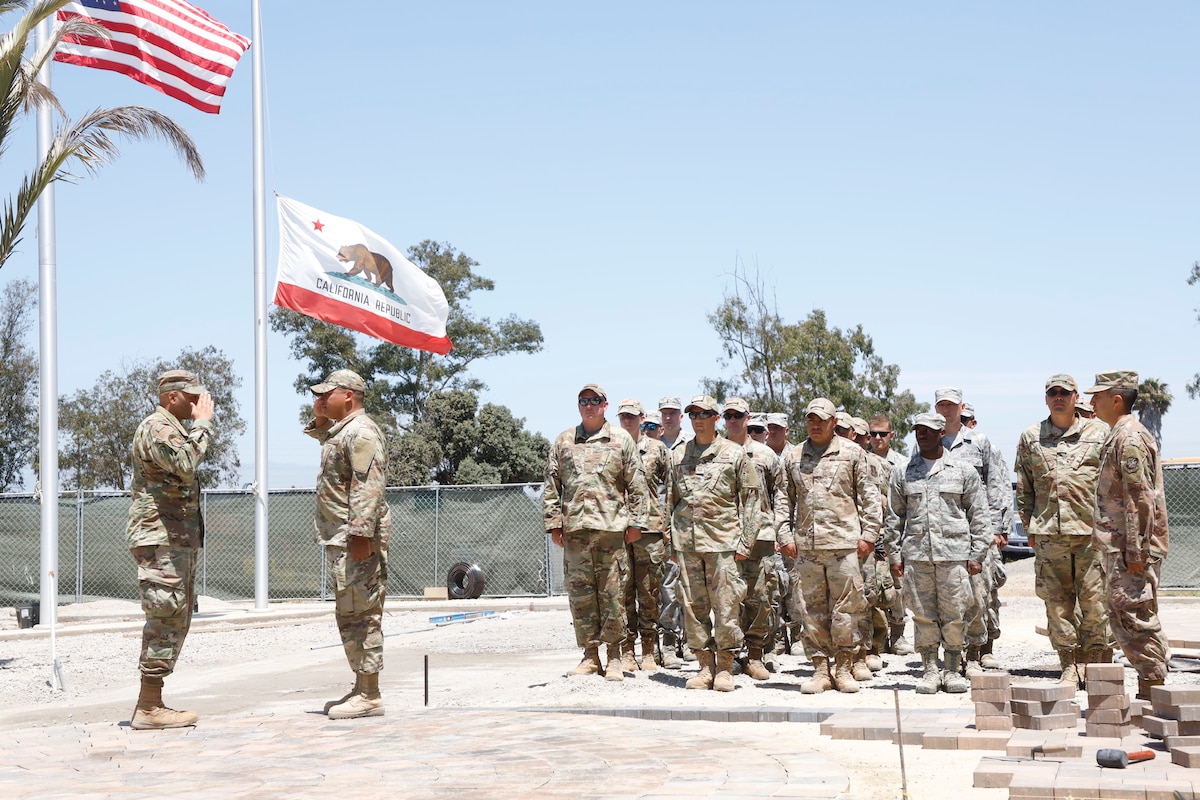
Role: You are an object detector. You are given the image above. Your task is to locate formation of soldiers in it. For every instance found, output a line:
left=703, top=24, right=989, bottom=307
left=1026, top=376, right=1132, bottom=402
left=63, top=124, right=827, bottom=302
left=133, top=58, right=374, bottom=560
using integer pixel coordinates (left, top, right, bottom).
left=543, top=371, right=1172, bottom=699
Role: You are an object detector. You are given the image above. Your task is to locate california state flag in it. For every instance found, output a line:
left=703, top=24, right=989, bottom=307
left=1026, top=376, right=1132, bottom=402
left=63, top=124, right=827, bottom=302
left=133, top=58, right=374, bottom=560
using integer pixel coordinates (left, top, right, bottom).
left=273, top=195, right=452, bottom=355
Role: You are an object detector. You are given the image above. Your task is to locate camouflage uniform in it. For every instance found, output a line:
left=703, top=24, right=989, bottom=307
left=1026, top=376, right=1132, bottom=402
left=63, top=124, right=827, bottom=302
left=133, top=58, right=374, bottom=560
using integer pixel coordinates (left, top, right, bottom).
left=861, top=450, right=897, bottom=656
left=1015, top=416, right=1109, bottom=654
left=128, top=405, right=214, bottom=679
left=942, top=427, right=1011, bottom=648
left=306, top=407, right=391, bottom=675
left=624, top=434, right=672, bottom=649
left=740, top=438, right=783, bottom=653
left=882, top=453, right=992, bottom=651
left=669, top=437, right=759, bottom=653
left=1094, top=414, right=1170, bottom=681
left=778, top=436, right=881, bottom=659
left=544, top=421, right=649, bottom=648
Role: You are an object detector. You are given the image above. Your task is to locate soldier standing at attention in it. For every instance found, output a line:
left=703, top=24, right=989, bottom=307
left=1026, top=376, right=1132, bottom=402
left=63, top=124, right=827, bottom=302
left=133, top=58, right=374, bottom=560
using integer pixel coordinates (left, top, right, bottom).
left=545, top=384, right=649, bottom=681
left=867, top=414, right=913, bottom=656
left=1086, top=371, right=1171, bottom=699
left=935, top=387, right=1011, bottom=674
left=670, top=395, right=760, bottom=692
left=883, top=412, right=991, bottom=694
left=721, top=397, right=782, bottom=681
left=748, top=412, right=769, bottom=445
left=127, top=370, right=214, bottom=730
left=779, top=398, right=881, bottom=694
left=766, top=413, right=792, bottom=458
left=305, top=370, right=391, bottom=719
left=1014, top=374, right=1109, bottom=686
left=615, top=399, right=672, bottom=672
left=658, top=396, right=693, bottom=451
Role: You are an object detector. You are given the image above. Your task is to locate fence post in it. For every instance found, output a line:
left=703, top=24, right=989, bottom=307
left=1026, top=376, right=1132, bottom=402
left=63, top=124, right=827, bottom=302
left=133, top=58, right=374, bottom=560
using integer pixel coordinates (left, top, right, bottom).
left=201, top=490, right=208, bottom=599
left=75, top=488, right=83, bottom=602
left=433, top=485, right=441, bottom=587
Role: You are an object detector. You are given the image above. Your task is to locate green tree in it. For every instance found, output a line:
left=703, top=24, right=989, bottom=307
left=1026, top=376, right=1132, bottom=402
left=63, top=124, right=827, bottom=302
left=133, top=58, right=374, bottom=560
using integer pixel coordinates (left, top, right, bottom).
left=704, top=265, right=926, bottom=445
left=1135, top=377, right=1172, bottom=452
left=271, top=240, right=543, bottom=432
left=59, top=346, right=245, bottom=490
left=386, top=389, right=549, bottom=486
left=0, top=0, right=204, bottom=270
left=0, top=277, right=37, bottom=488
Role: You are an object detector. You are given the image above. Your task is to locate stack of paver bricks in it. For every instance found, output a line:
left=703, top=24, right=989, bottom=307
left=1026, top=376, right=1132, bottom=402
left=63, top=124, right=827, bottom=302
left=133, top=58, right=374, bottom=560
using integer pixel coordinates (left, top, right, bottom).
left=1009, top=682, right=1078, bottom=731
left=970, top=672, right=1013, bottom=731
left=1143, top=685, right=1200, bottom=767
left=1083, top=662, right=1131, bottom=739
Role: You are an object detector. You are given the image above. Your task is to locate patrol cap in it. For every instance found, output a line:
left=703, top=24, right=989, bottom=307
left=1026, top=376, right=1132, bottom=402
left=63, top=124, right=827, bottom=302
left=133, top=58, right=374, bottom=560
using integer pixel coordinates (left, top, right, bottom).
left=1085, top=370, right=1138, bottom=394
left=617, top=398, right=643, bottom=415
left=658, top=396, right=682, bottom=410
left=766, top=412, right=789, bottom=427
left=1074, top=399, right=1094, bottom=414
left=158, top=369, right=204, bottom=395
left=934, top=387, right=963, bottom=404
left=961, top=403, right=975, bottom=420
left=850, top=416, right=869, bottom=436
left=644, top=410, right=663, bottom=426
left=748, top=412, right=768, bottom=429
left=723, top=397, right=750, bottom=415
left=684, top=394, right=719, bottom=413
left=578, top=383, right=607, bottom=400
left=803, top=398, right=836, bottom=421
left=835, top=411, right=853, bottom=430
left=1045, top=374, right=1077, bottom=392
left=310, top=369, right=365, bottom=395
left=912, top=412, right=947, bottom=431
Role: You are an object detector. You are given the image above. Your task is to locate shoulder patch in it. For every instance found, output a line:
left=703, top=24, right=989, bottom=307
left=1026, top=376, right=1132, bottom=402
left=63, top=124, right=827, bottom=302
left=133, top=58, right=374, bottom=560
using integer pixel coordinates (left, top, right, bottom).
left=1123, top=456, right=1140, bottom=474
left=351, top=435, right=377, bottom=473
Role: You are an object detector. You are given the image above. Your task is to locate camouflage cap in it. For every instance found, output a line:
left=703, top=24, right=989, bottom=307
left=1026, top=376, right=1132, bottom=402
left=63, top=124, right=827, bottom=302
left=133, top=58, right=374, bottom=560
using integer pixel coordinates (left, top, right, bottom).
left=912, top=411, right=947, bottom=431
left=850, top=416, right=869, bottom=436
left=803, top=399, right=835, bottom=421
left=658, top=396, right=682, bottom=410
left=723, top=397, right=750, bottom=415
left=934, top=387, right=963, bottom=404
left=766, top=412, right=790, bottom=427
left=578, top=383, right=607, bottom=400
left=617, top=398, right=644, bottom=416
left=961, top=403, right=975, bottom=419
left=835, top=411, right=853, bottom=430
left=1085, top=370, right=1138, bottom=394
left=748, top=412, right=767, bottom=428
left=158, top=369, right=204, bottom=395
left=310, top=369, right=366, bottom=395
left=684, top=394, right=719, bottom=413
left=644, top=410, right=663, bottom=426
left=1075, top=399, right=1094, bottom=413
left=1045, top=373, right=1077, bottom=392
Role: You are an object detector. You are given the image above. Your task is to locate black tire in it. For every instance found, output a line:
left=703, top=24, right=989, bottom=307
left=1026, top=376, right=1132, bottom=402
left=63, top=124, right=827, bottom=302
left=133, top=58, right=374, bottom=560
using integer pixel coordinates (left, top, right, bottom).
left=447, top=562, right=485, bottom=600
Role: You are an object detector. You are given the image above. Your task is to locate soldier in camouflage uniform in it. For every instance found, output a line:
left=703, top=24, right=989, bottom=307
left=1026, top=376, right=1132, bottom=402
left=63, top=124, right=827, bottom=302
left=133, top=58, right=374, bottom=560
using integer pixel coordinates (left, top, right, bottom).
left=851, top=415, right=896, bottom=676
left=779, top=398, right=881, bottom=694
left=883, top=412, right=991, bottom=694
left=127, top=370, right=214, bottom=730
left=766, top=412, right=792, bottom=459
left=305, top=370, right=391, bottom=720
left=658, top=396, right=693, bottom=452
left=669, top=395, right=760, bottom=692
left=722, top=397, right=782, bottom=681
left=545, top=384, right=650, bottom=681
left=935, top=387, right=1011, bottom=674
left=615, top=399, right=672, bottom=672
left=1087, top=370, right=1171, bottom=699
left=867, top=413, right=913, bottom=656
left=1014, top=374, right=1109, bottom=686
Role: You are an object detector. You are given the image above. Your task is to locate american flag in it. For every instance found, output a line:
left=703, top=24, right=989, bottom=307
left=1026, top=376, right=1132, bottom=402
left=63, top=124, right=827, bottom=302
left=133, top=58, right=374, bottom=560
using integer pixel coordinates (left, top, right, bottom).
left=54, top=0, right=251, bottom=114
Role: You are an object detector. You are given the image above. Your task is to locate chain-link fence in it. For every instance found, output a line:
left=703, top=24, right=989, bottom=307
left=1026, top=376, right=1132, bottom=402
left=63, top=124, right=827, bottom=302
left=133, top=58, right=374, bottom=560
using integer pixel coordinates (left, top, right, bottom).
left=0, top=483, right=564, bottom=606
left=1164, top=462, right=1200, bottom=588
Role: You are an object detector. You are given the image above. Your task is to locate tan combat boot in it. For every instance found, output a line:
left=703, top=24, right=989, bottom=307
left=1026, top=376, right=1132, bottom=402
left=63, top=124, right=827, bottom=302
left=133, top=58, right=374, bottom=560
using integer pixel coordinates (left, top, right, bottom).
left=1057, top=649, right=1080, bottom=687
left=639, top=633, right=659, bottom=672
left=800, top=656, right=833, bottom=694
left=713, top=651, right=736, bottom=692
left=620, top=639, right=638, bottom=673
left=979, top=640, right=1001, bottom=670
left=889, top=624, right=914, bottom=656
left=567, top=645, right=602, bottom=676
left=685, top=649, right=714, bottom=690
left=942, top=651, right=969, bottom=693
left=130, top=676, right=198, bottom=730
left=832, top=650, right=861, bottom=693
left=1137, top=676, right=1165, bottom=701
left=328, top=671, right=384, bottom=719
left=604, top=644, right=625, bottom=682
left=744, top=646, right=770, bottom=681
left=660, top=632, right=683, bottom=669
left=914, top=649, right=940, bottom=694
left=964, top=645, right=984, bottom=677
left=852, top=649, right=874, bottom=681
left=323, top=673, right=363, bottom=714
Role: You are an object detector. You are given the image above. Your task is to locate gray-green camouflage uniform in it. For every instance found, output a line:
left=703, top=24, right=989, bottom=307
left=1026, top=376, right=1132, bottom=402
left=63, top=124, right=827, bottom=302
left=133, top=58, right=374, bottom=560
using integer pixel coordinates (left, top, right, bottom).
left=624, top=435, right=672, bottom=645
left=740, top=438, right=782, bottom=652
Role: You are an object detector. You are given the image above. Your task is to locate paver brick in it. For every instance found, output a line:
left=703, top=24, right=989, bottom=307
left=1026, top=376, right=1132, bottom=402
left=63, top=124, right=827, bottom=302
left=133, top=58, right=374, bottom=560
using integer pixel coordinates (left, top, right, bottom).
left=1170, top=745, right=1200, bottom=768
left=975, top=700, right=1011, bottom=716
left=972, top=760, right=1013, bottom=789
left=1085, top=722, right=1133, bottom=739
left=974, top=715, right=1015, bottom=731
left=1084, top=663, right=1126, bottom=682
left=1089, top=693, right=1131, bottom=711
left=1011, top=698, right=1077, bottom=716
left=1150, top=685, right=1200, bottom=706
left=969, top=672, right=1012, bottom=690
left=1012, top=683, right=1077, bottom=702
left=1087, top=707, right=1132, bottom=725
left=1013, top=713, right=1078, bottom=730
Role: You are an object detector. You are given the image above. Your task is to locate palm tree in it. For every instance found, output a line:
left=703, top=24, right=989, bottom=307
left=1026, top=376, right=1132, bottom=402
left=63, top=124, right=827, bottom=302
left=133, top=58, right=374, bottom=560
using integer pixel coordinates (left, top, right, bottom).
left=1135, top=377, right=1172, bottom=452
left=0, top=0, right=205, bottom=269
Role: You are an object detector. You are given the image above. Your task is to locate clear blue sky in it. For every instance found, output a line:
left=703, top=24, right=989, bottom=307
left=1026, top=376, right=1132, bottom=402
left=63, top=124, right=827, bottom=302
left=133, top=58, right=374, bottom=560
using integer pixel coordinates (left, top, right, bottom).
left=3, top=1, right=1198, bottom=488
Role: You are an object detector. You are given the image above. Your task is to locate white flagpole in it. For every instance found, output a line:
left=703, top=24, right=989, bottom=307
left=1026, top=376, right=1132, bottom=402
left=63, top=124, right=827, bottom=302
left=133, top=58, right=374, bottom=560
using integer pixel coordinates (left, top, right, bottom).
left=251, top=0, right=268, bottom=610
left=35, top=17, right=63, bottom=689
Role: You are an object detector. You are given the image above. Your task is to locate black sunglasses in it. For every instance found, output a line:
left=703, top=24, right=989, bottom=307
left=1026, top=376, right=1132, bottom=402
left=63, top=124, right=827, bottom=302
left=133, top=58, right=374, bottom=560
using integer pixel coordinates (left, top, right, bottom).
left=688, top=410, right=718, bottom=419
left=1046, top=388, right=1074, bottom=398
left=722, top=411, right=747, bottom=420
left=578, top=397, right=604, bottom=406
left=869, top=431, right=891, bottom=438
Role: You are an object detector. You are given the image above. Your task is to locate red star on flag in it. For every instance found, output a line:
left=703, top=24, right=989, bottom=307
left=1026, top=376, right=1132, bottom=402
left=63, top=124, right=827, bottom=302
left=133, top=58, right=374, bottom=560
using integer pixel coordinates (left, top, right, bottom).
left=312, top=219, right=325, bottom=232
